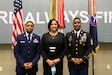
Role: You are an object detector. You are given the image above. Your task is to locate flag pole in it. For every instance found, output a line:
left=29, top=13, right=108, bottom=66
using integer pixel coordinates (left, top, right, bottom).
left=92, top=54, right=94, bottom=75
left=89, top=0, right=95, bottom=74
left=89, top=0, right=99, bottom=75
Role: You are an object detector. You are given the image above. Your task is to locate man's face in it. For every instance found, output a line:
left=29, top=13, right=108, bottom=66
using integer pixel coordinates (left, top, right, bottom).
left=25, top=22, right=34, bottom=34
left=73, top=19, right=82, bottom=31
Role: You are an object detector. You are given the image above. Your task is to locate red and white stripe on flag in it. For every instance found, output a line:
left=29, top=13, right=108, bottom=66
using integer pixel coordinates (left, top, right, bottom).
left=12, top=0, right=24, bottom=49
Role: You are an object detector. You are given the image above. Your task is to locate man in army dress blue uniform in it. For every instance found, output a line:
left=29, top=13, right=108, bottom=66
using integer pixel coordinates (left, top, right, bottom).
left=66, top=17, right=93, bottom=75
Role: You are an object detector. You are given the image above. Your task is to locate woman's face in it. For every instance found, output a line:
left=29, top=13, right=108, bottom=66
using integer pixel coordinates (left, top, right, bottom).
left=50, top=20, right=58, bottom=32
left=73, top=19, right=82, bottom=31
left=25, top=22, right=34, bottom=34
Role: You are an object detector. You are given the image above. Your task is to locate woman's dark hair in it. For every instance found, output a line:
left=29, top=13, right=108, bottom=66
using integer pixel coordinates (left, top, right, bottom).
left=73, top=17, right=81, bottom=23
left=25, top=21, right=34, bottom=26
left=48, top=19, right=60, bottom=30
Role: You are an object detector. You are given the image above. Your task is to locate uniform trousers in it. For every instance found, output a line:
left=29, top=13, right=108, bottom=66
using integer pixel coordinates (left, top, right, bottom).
left=69, top=67, right=88, bottom=75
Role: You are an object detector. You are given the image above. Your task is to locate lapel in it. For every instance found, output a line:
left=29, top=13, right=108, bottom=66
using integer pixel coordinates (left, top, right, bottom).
left=78, top=30, right=84, bottom=39
left=23, top=33, right=27, bottom=41
left=23, top=33, right=30, bottom=44
left=71, top=30, right=79, bottom=39
left=71, top=30, right=76, bottom=38
left=71, top=29, right=84, bottom=39
left=23, top=33, right=36, bottom=44
left=31, top=33, right=35, bottom=42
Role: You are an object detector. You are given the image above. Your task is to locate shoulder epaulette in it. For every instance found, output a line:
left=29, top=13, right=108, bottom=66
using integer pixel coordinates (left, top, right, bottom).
left=83, top=30, right=88, bottom=33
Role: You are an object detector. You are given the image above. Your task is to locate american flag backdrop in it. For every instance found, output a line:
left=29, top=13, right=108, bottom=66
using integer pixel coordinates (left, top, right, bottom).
left=12, top=0, right=24, bottom=49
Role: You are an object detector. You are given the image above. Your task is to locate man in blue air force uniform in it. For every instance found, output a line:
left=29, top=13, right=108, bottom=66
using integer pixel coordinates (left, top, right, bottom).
left=14, top=21, right=40, bottom=75
left=66, top=17, right=93, bottom=75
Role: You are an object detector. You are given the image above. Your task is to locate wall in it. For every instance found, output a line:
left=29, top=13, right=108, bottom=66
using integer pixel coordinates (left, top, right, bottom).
left=0, top=0, right=112, bottom=43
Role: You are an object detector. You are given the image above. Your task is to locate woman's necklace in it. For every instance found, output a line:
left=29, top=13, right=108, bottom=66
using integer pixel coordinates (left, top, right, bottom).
left=49, top=31, right=58, bottom=39
left=52, top=36, right=55, bottom=39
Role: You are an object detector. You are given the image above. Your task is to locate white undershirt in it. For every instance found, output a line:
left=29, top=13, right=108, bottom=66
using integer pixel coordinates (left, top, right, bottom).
left=25, top=32, right=33, bottom=41
left=74, top=29, right=81, bottom=38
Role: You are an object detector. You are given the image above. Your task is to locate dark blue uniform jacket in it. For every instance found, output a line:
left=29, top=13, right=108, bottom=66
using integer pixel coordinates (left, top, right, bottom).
left=14, top=33, right=40, bottom=73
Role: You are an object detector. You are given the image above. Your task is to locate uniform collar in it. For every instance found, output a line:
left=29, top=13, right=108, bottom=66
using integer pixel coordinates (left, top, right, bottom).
left=26, top=32, right=33, bottom=36
left=25, top=32, right=33, bottom=40
left=74, top=29, right=81, bottom=33
left=74, top=29, right=81, bottom=37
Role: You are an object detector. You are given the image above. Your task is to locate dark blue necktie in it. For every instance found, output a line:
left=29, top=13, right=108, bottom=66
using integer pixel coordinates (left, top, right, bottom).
left=28, top=34, right=30, bottom=41
left=75, top=32, right=77, bottom=38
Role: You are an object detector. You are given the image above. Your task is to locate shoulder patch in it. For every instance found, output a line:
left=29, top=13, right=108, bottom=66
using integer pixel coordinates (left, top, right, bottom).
left=83, top=30, right=88, bottom=32
left=67, top=30, right=73, bottom=34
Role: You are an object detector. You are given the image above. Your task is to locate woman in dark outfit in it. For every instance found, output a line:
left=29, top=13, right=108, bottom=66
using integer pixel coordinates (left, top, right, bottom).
left=41, top=19, right=66, bottom=75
